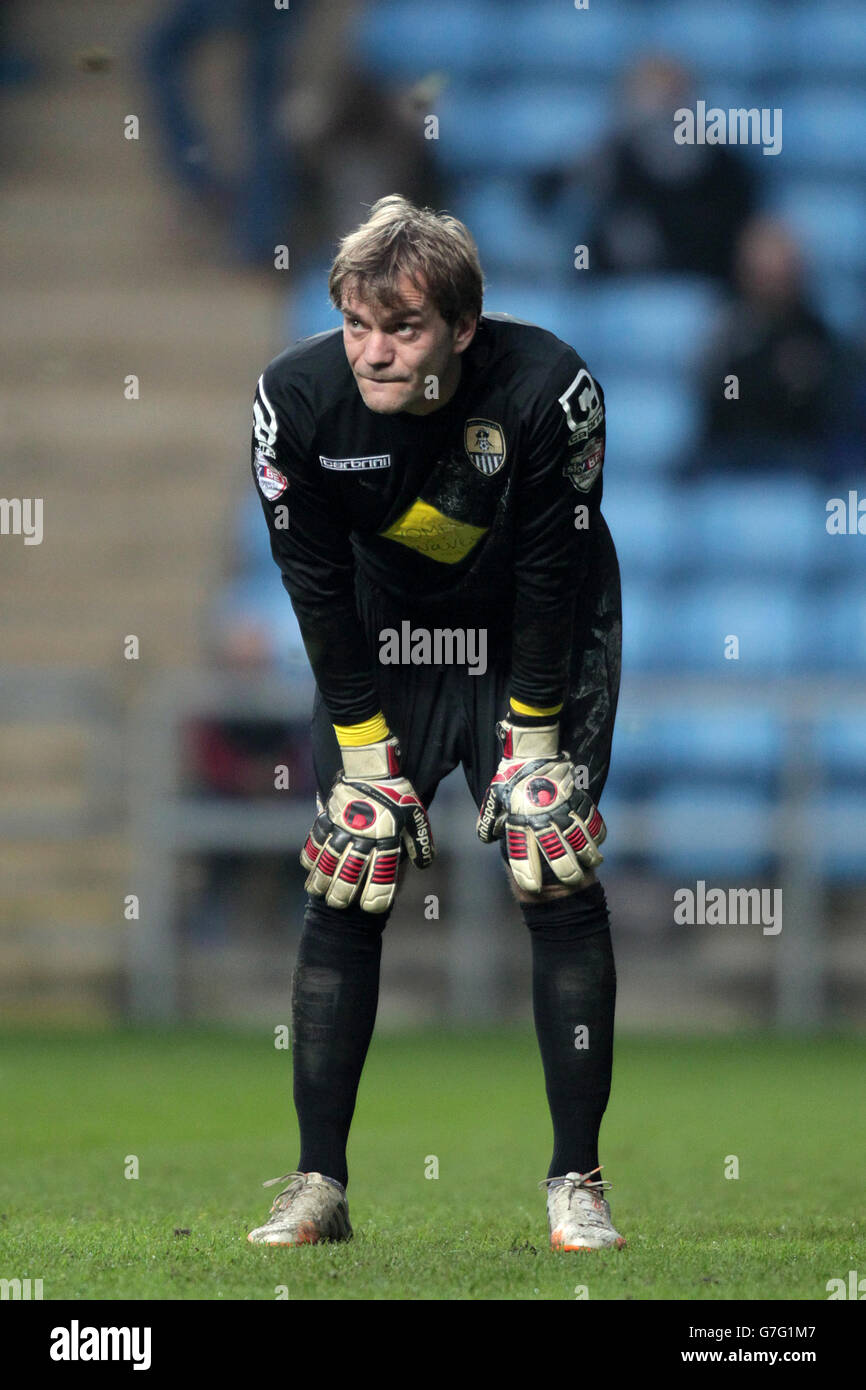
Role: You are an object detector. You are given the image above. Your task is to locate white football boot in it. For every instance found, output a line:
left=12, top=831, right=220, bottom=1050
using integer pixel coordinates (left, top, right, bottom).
left=540, top=1166, right=626, bottom=1251
left=247, top=1171, right=352, bottom=1247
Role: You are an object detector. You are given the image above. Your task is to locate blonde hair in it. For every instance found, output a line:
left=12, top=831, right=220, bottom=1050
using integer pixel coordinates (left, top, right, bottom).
left=329, top=194, right=483, bottom=325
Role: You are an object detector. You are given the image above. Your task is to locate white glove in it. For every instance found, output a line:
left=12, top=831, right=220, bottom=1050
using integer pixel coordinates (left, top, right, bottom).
left=300, top=734, right=435, bottom=914
left=476, top=719, right=605, bottom=892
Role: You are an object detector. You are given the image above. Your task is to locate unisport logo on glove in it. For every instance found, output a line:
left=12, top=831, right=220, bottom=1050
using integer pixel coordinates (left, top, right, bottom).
left=301, top=734, right=435, bottom=914
left=476, top=719, right=605, bottom=892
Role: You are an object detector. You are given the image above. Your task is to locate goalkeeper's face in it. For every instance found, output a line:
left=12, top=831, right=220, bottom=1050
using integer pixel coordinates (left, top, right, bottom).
left=341, top=275, right=476, bottom=416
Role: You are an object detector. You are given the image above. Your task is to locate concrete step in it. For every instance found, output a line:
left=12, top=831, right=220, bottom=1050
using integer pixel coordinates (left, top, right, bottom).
left=3, top=837, right=129, bottom=892
left=0, top=284, right=280, bottom=391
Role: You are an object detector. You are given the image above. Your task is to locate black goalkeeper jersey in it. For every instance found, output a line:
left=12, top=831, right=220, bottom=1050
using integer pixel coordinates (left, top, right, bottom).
left=251, top=312, right=618, bottom=727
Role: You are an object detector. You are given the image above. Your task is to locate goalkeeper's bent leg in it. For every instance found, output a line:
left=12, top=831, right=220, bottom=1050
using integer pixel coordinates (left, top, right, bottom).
left=291, top=895, right=390, bottom=1189
left=518, top=882, right=616, bottom=1180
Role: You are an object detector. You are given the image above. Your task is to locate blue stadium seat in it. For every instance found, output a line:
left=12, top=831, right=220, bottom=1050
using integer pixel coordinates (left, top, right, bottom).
left=817, top=794, right=866, bottom=880
left=659, top=581, right=806, bottom=672
left=452, top=180, right=568, bottom=276
left=768, top=182, right=866, bottom=274
left=645, top=2, right=780, bottom=79
left=789, top=3, right=866, bottom=79
left=810, top=588, right=866, bottom=670
left=602, top=482, right=681, bottom=577
left=588, top=277, right=723, bottom=376
left=816, top=490, right=866, bottom=576
left=647, top=785, right=777, bottom=877
left=619, top=580, right=670, bottom=672
left=607, top=714, right=654, bottom=786
left=491, top=2, right=648, bottom=77
left=682, top=477, right=824, bottom=577
left=813, top=269, right=866, bottom=338
left=602, top=375, right=700, bottom=475
left=434, top=81, right=610, bottom=174
left=773, top=87, right=864, bottom=174
left=611, top=708, right=783, bottom=785
left=480, top=281, right=578, bottom=350
left=815, top=715, right=866, bottom=780
left=353, top=1, right=494, bottom=79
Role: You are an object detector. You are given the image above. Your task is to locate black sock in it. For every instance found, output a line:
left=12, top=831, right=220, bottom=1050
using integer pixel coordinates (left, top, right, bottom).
left=520, top=882, right=617, bottom=1181
left=291, top=896, right=388, bottom=1189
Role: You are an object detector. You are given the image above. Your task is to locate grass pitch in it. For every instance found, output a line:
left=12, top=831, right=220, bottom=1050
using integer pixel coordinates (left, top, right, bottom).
left=0, top=1027, right=863, bottom=1301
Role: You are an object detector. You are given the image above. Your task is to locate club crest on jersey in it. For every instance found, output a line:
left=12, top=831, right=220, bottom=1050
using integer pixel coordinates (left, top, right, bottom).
left=255, top=450, right=288, bottom=501
left=464, top=419, right=506, bottom=476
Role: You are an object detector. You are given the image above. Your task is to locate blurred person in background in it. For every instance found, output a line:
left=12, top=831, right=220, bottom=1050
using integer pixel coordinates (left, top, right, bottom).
left=695, top=217, right=849, bottom=473
left=284, top=66, right=446, bottom=272
left=541, top=55, right=755, bottom=283
left=142, top=0, right=306, bottom=265
left=183, top=579, right=315, bottom=944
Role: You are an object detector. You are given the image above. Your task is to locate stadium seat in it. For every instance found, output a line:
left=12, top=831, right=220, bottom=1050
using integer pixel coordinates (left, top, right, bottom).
left=434, top=81, right=610, bottom=175
left=809, top=588, right=866, bottom=670
left=652, top=580, right=806, bottom=672
left=773, top=87, right=864, bottom=173
left=452, top=180, right=568, bottom=276
left=815, top=714, right=866, bottom=781
left=644, top=784, right=777, bottom=877
left=816, top=487, right=866, bottom=577
left=681, top=476, right=824, bottom=577
left=644, top=1, right=780, bottom=79
left=813, top=269, right=866, bottom=339
left=353, top=1, right=494, bottom=79
left=816, top=793, right=866, bottom=880
left=602, top=375, right=700, bottom=475
left=490, top=2, right=648, bottom=77
left=602, top=482, right=682, bottom=578
left=767, top=182, right=866, bottom=274
left=587, top=277, right=724, bottom=377
left=789, top=3, right=866, bottom=79
left=480, top=281, right=577, bottom=351
left=619, top=580, right=671, bottom=673
left=610, top=708, right=783, bottom=787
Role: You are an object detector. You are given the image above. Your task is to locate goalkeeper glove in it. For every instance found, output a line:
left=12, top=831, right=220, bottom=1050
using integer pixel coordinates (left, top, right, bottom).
left=476, top=719, right=605, bottom=892
left=300, top=734, right=434, bottom=914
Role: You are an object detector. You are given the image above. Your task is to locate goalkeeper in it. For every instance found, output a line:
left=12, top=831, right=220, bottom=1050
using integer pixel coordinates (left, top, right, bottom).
left=246, top=196, right=623, bottom=1252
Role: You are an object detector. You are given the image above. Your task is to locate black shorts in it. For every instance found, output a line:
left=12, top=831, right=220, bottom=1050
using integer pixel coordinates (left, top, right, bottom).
left=311, top=537, right=621, bottom=834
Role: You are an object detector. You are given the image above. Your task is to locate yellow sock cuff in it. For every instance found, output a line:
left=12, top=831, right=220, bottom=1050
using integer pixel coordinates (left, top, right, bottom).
left=509, top=697, right=563, bottom=719
left=333, top=712, right=390, bottom=747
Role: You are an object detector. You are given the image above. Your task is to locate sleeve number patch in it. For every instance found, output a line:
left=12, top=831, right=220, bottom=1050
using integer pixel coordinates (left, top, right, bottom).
left=558, top=369, right=604, bottom=493
left=558, top=368, right=602, bottom=441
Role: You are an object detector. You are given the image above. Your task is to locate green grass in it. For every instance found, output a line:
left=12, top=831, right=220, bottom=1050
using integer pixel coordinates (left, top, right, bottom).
left=0, top=1028, right=863, bottom=1300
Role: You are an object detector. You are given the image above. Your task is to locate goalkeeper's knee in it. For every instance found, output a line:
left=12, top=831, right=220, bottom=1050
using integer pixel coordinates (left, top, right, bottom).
left=303, top=894, right=392, bottom=933
left=516, top=879, right=610, bottom=938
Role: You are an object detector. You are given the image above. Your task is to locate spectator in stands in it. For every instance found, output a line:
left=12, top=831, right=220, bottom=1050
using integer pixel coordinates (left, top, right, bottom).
left=695, top=217, right=847, bottom=473
left=142, top=0, right=306, bottom=265
left=541, top=55, right=755, bottom=283
left=284, top=64, right=446, bottom=272
left=183, top=581, right=315, bottom=943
